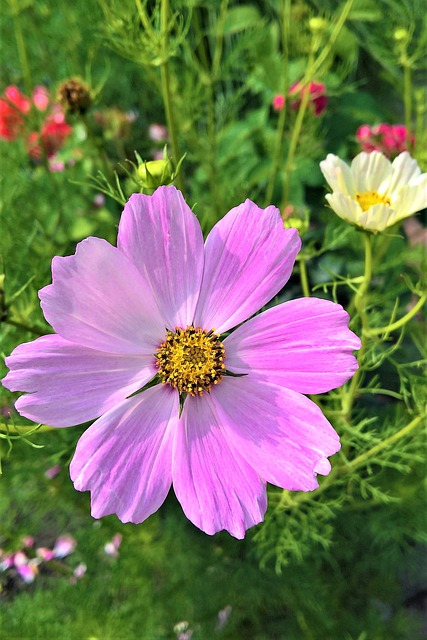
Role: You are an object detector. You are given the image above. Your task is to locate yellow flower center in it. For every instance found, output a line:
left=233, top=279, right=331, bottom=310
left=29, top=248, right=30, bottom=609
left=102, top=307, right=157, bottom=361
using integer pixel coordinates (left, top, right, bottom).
left=155, top=326, right=226, bottom=396
left=355, top=191, right=391, bottom=212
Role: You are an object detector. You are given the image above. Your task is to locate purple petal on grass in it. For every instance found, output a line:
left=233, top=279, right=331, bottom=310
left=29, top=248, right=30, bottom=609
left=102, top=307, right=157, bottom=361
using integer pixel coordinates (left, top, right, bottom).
left=172, top=395, right=267, bottom=539
left=117, top=187, right=204, bottom=329
left=224, top=298, right=361, bottom=394
left=2, top=334, right=157, bottom=427
left=39, top=237, right=165, bottom=354
left=193, top=200, right=301, bottom=333
left=70, top=385, right=179, bottom=523
left=208, top=377, right=340, bottom=492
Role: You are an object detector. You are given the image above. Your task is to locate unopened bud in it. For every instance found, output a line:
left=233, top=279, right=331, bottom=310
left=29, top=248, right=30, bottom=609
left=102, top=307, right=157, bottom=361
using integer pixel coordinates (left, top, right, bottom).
left=393, top=28, right=408, bottom=42
left=58, top=78, right=92, bottom=115
left=309, top=17, right=327, bottom=33
left=137, top=159, right=173, bottom=189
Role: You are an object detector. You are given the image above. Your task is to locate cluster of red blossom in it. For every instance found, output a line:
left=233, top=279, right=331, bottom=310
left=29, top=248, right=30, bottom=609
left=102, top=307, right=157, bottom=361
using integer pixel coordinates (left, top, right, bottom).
left=0, top=85, right=72, bottom=168
left=272, top=81, right=328, bottom=116
left=356, top=123, right=414, bottom=158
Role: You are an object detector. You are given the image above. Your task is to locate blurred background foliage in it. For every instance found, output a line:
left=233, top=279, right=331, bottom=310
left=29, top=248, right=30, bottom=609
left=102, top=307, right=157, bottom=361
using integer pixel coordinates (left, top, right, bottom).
left=0, top=0, right=426, bottom=638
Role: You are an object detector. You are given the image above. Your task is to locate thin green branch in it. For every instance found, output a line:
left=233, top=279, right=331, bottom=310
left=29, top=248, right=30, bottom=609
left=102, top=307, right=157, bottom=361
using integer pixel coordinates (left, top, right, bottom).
left=366, top=293, right=426, bottom=336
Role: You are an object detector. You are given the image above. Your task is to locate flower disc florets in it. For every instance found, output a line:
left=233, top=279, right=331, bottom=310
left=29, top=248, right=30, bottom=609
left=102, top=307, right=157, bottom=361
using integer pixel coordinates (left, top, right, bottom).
left=155, top=326, right=226, bottom=396
left=355, top=191, right=391, bottom=212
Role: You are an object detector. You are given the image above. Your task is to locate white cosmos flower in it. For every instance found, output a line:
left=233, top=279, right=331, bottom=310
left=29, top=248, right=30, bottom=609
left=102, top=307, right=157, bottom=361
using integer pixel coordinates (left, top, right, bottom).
left=320, top=151, right=427, bottom=232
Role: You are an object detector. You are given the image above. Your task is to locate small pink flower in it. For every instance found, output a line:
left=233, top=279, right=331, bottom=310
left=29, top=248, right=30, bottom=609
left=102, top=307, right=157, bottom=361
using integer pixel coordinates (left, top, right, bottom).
left=36, top=547, right=54, bottom=561
left=16, top=559, right=39, bottom=584
left=52, top=535, right=77, bottom=558
left=13, top=551, right=28, bottom=567
left=104, top=533, right=122, bottom=557
left=69, top=561, right=87, bottom=584
left=289, top=81, right=328, bottom=116
left=22, top=536, right=35, bottom=548
left=0, top=552, right=14, bottom=571
left=272, top=94, right=285, bottom=111
left=93, top=193, right=106, bottom=208
left=216, top=605, right=232, bottom=630
left=3, top=186, right=361, bottom=538
left=32, top=86, right=50, bottom=112
left=148, top=123, right=168, bottom=142
left=45, top=464, right=61, bottom=479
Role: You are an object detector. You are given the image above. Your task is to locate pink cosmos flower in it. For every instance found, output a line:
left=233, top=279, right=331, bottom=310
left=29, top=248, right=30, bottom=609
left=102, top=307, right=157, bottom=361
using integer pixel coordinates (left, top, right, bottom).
left=2, top=186, right=360, bottom=538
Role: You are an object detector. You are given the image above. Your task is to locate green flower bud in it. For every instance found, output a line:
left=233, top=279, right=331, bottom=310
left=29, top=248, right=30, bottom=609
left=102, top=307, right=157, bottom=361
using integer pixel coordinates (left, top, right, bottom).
left=393, top=28, right=409, bottom=41
left=137, top=159, right=173, bottom=190
left=309, top=17, right=327, bottom=33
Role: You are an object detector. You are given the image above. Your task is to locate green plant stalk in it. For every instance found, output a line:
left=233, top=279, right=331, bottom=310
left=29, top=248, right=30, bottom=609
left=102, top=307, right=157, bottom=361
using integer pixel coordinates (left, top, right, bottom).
left=211, top=0, right=229, bottom=81
left=277, top=412, right=424, bottom=510
left=264, top=0, right=290, bottom=207
left=10, top=0, right=32, bottom=95
left=402, top=53, right=412, bottom=137
left=367, top=292, right=426, bottom=336
left=341, top=232, right=373, bottom=420
left=4, top=318, right=46, bottom=336
left=160, top=0, right=184, bottom=193
left=345, top=413, right=425, bottom=472
left=298, top=257, right=310, bottom=297
left=310, top=0, right=355, bottom=78
left=280, top=71, right=312, bottom=210
left=206, top=0, right=229, bottom=220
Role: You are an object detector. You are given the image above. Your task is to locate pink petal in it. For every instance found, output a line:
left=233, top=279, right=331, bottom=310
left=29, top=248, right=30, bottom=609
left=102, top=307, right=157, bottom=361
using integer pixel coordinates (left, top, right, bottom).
left=39, top=237, right=165, bottom=354
left=172, top=395, right=267, bottom=539
left=223, top=298, right=360, bottom=394
left=117, top=187, right=204, bottom=329
left=52, top=535, right=76, bottom=558
left=17, top=563, right=37, bottom=583
left=3, top=334, right=156, bottom=427
left=70, top=385, right=179, bottom=523
left=194, top=200, right=301, bottom=333
left=208, top=377, right=340, bottom=492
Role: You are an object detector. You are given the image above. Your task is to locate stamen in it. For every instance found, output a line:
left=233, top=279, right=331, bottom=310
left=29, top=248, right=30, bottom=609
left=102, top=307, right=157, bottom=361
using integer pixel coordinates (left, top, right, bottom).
left=355, top=191, right=391, bottom=212
left=155, top=326, right=226, bottom=396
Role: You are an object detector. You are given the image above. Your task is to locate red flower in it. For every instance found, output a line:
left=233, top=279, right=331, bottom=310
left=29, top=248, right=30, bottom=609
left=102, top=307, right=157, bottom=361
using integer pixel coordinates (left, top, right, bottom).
left=356, top=123, right=415, bottom=158
left=0, top=86, right=31, bottom=140
left=289, top=81, right=328, bottom=116
left=272, top=94, right=286, bottom=112
left=27, top=107, right=72, bottom=160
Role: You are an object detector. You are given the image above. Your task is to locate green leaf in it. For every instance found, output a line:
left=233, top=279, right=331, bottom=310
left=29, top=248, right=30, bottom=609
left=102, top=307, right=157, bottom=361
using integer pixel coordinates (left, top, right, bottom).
left=223, top=6, right=261, bottom=34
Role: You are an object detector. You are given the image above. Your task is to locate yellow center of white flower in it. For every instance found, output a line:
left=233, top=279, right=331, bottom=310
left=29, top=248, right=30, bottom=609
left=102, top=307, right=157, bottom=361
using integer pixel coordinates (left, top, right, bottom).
left=155, top=327, right=226, bottom=396
left=355, top=191, right=391, bottom=212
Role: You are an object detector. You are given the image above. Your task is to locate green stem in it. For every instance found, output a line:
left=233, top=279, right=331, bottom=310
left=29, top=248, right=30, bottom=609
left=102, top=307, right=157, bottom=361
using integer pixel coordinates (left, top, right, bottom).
left=298, top=257, right=310, bottom=297
left=10, top=0, right=32, bottom=95
left=366, top=292, right=426, bottom=336
left=3, top=318, right=46, bottom=336
left=346, top=413, right=425, bottom=471
left=160, top=0, right=184, bottom=193
left=341, top=232, right=372, bottom=419
left=403, top=58, right=412, bottom=136
left=277, top=413, right=424, bottom=511
left=264, top=0, right=290, bottom=206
